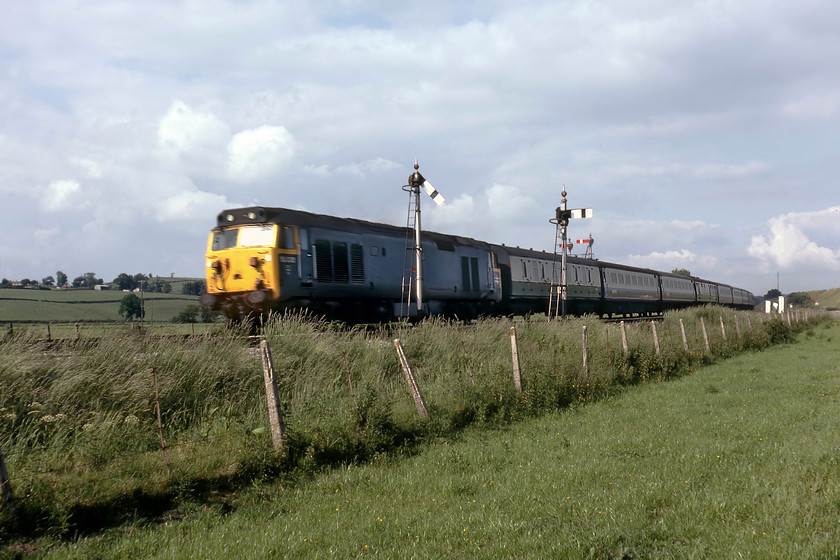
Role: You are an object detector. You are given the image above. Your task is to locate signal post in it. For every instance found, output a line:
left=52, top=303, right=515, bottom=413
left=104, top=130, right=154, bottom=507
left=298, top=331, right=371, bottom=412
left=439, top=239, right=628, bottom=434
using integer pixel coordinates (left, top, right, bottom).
left=549, top=190, right=592, bottom=319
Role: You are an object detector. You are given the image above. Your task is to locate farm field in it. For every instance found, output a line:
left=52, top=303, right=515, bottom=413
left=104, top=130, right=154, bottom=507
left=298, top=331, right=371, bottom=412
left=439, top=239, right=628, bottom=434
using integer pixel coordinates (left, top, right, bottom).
left=1, top=311, right=836, bottom=558
left=0, top=281, right=202, bottom=324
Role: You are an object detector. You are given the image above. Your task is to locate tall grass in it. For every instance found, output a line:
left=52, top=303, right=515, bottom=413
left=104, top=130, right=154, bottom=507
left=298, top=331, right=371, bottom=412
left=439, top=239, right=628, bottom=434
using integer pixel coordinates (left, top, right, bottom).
left=0, top=307, right=825, bottom=543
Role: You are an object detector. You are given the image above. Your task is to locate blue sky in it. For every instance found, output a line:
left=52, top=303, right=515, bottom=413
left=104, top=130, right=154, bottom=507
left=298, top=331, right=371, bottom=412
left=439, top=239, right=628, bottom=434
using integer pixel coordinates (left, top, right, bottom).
left=1, top=0, right=838, bottom=294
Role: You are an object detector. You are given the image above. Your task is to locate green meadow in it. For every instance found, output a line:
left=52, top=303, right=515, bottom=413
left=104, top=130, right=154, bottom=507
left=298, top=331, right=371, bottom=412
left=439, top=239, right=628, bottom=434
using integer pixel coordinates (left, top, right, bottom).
left=1, top=310, right=836, bottom=558
left=0, top=284, right=201, bottom=326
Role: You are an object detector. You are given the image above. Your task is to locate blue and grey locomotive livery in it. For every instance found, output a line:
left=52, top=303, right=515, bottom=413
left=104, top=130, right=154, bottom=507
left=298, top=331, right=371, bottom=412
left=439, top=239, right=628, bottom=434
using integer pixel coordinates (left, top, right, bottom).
left=200, top=206, right=755, bottom=322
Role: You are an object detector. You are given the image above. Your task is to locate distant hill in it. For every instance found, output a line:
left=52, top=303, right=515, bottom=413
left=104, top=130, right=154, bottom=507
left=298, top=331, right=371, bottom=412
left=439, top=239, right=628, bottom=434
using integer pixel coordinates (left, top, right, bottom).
left=807, top=288, right=840, bottom=310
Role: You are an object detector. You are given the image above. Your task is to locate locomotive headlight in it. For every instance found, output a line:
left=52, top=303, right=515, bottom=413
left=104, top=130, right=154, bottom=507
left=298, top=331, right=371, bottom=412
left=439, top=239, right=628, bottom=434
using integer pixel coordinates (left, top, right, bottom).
left=225, top=214, right=234, bottom=222
left=247, top=212, right=256, bottom=220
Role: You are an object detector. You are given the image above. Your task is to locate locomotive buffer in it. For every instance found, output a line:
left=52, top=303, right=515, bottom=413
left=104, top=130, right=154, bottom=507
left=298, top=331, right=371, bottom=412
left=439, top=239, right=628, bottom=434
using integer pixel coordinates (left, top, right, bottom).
left=400, top=161, right=445, bottom=318
left=549, top=190, right=592, bottom=319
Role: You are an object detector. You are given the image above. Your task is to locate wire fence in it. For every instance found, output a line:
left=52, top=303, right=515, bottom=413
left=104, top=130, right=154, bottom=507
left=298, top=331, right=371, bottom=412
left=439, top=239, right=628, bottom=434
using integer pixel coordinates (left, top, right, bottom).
left=0, top=308, right=822, bottom=533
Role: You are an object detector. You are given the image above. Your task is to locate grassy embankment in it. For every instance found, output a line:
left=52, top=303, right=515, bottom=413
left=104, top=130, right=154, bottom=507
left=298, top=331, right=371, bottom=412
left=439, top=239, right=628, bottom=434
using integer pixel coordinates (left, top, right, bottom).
left=0, top=307, right=833, bottom=558
left=808, top=287, right=840, bottom=310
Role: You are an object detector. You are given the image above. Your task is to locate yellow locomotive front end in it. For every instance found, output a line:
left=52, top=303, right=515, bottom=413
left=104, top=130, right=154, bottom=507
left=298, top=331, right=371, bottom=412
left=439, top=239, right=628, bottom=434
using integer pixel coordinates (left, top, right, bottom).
left=201, top=223, right=282, bottom=320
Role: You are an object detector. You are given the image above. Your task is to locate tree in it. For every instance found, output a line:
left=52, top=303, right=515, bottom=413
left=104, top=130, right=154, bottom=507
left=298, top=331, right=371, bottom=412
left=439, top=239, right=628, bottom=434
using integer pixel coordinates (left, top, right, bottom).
left=172, top=303, right=221, bottom=323
left=56, top=271, right=67, bottom=288
left=113, top=273, right=137, bottom=291
left=764, top=288, right=782, bottom=300
left=72, top=272, right=103, bottom=289
left=119, top=293, right=144, bottom=321
left=787, top=292, right=812, bottom=307
left=172, top=304, right=200, bottom=323
left=147, top=277, right=172, bottom=293
left=42, top=276, right=55, bottom=288
left=182, top=280, right=206, bottom=296
left=671, top=268, right=692, bottom=277
left=0, top=279, right=9, bottom=288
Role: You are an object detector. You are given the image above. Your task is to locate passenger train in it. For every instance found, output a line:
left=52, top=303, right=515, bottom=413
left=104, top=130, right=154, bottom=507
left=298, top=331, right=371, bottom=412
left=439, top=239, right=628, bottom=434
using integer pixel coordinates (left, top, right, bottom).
left=200, top=206, right=755, bottom=322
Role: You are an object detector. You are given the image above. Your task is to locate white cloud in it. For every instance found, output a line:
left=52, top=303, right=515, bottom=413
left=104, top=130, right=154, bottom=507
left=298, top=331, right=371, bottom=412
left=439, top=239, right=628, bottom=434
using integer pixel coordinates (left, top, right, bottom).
left=69, top=157, right=103, bottom=178
left=485, top=183, right=538, bottom=221
left=627, top=249, right=718, bottom=272
left=33, top=227, right=59, bottom=242
left=157, top=100, right=230, bottom=164
left=782, top=90, right=840, bottom=120
left=301, top=157, right=401, bottom=179
left=157, top=189, right=236, bottom=222
left=227, top=125, right=295, bottom=183
left=748, top=210, right=840, bottom=270
left=42, top=179, right=84, bottom=212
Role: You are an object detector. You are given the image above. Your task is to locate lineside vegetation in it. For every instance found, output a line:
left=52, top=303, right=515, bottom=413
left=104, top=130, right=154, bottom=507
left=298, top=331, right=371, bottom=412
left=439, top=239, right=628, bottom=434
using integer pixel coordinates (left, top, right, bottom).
left=0, top=307, right=829, bottom=554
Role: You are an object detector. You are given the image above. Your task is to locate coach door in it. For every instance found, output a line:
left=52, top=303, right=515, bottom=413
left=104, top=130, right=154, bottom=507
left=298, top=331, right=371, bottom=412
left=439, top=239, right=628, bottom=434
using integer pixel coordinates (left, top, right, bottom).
left=297, top=227, right=314, bottom=286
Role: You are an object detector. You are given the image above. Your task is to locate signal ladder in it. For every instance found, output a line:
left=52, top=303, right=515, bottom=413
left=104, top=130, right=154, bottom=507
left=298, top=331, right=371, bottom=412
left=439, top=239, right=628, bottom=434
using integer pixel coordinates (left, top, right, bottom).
left=399, top=191, right=417, bottom=318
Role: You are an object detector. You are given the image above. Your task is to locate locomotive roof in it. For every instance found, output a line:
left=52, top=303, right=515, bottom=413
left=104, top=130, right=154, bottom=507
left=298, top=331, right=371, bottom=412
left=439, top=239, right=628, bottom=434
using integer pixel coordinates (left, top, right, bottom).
left=216, top=206, right=492, bottom=251
left=215, top=206, right=753, bottom=298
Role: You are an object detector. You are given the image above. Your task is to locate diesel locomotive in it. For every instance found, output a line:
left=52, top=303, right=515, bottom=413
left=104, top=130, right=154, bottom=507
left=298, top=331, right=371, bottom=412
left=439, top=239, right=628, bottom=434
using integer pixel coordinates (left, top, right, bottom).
left=200, top=206, right=755, bottom=322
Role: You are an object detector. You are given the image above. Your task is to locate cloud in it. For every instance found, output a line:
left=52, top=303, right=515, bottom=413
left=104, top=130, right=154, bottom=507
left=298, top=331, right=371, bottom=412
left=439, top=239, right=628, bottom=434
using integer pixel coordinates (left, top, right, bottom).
left=486, top=183, right=538, bottom=221
left=626, top=249, right=718, bottom=273
left=301, top=157, right=401, bottom=178
left=69, top=157, right=103, bottom=178
left=227, top=125, right=295, bottom=183
left=157, top=189, right=236, bottom=222
left=42, top=179, right=84, bottom=212
left=748, top=207, right=840, bottom=269
left=157, top=100, right=230, bottom=169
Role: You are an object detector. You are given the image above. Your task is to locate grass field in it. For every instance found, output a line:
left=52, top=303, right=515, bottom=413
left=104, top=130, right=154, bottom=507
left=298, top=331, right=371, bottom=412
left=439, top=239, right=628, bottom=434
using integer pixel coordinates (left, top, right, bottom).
left=809, top=287, right=840, bottom=310
left=0, top=310, right=834, bottom=558
left=0, top=282, right=201, bottom=324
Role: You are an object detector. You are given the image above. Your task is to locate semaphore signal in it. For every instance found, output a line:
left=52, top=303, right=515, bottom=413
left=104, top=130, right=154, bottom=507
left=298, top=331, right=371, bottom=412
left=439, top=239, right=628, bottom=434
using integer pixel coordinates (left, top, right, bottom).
left=548, top=189, right=593, bottom=319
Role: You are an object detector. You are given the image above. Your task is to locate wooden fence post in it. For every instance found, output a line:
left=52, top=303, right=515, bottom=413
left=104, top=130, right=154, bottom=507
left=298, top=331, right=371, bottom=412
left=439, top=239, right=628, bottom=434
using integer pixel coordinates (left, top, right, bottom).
left=460, top=341, right=475, bottom=386
left=260, top=339, right=287, bottom=452
left=700, top=317, right=711, bottom=354
left=343, top=350, right=363, bottom=424
left=679, top=318, right=689, bottom=352
left=582, top=326, right=590, bottom=379
left=650, top=321, right=660, bottom=355
left=74, top=323, right=80, bottom=339
left=394, top=339, right=429, bottom=419
left=719, top=316, right=727, bottom=340
left=620, top=321, right=629, bottom=355
left=747, top=315, right=752, bottom=330
left=510, top=327, right=523, bottom=393
left=0, top=447, right=18, bottom=528
left=46, top=323, right=51, bottom=342
left=152, top=366, right=174, bottom=479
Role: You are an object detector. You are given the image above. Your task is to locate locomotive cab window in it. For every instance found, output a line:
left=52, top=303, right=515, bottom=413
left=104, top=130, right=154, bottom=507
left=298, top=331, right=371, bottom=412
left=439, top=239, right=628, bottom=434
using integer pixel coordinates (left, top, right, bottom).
left=211, top=229, right=238, bottom=251
left=238, top=225, right=276, bottom=247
